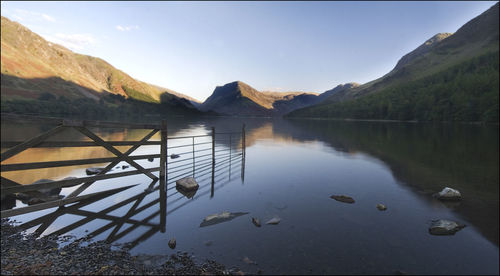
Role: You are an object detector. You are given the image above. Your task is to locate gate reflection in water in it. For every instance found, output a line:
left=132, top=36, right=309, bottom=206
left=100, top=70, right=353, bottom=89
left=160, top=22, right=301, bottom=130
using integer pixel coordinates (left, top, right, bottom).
left=0, top=114, right=246, bottom=250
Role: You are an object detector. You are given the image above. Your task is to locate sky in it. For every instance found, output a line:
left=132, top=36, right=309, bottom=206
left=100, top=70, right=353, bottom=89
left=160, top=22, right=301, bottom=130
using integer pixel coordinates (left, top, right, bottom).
left=1, top=1, right=497, bottom=101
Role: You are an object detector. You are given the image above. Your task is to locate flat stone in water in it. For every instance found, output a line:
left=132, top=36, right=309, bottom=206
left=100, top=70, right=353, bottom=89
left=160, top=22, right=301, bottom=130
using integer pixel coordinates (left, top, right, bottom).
left=429, top=219, right=466, bottom=235
left=376, top=204, right=387, bottom=211
left=266, top=217, right=281, bottom=225
left=200, top=211, right=249, bottom=227
left=86, top=168, right=106, bottom=175
left=330, top=195, right=355, bottom=204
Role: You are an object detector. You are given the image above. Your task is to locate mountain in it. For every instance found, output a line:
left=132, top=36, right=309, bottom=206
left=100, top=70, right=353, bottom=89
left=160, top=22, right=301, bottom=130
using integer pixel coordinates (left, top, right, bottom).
left=199, top=81, right=320, bottom=116
left=288, top=2, right=499, bottom=122
left=0, top=16, right=198, bottom=116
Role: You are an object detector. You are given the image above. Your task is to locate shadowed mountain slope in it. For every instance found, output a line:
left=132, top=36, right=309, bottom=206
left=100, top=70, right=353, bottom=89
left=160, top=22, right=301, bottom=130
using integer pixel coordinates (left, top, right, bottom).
left=1, top=16, right=196, bottom=110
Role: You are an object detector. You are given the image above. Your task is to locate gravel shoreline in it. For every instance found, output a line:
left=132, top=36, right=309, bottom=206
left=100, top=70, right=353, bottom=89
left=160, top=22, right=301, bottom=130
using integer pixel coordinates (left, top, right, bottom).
left=1, top=219, right=243, bottom=275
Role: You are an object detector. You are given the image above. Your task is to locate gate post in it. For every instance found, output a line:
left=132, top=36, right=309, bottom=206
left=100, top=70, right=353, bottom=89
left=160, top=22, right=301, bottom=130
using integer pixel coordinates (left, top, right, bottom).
left=159, top=120, right=167, bottom=232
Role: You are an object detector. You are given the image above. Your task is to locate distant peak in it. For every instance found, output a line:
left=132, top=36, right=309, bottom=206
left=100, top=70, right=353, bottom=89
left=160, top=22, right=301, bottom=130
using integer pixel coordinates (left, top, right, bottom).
left=424, top=33, right=453, bottom=46
left=393, top=32, right=453, bottom=71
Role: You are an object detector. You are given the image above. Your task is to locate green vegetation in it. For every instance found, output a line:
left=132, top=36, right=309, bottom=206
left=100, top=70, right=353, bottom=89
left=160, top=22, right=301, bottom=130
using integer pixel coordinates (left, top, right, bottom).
left=288, top=51, right=499, bottom=122
left=122, top=85, right=158, bottom=103
left=1, top=93, right=201, bottom=119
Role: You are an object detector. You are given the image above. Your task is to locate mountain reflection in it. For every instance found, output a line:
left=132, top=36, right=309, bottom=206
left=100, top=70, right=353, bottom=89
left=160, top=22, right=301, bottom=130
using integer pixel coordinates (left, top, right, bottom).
left=238, top=118, right=499, bottom=245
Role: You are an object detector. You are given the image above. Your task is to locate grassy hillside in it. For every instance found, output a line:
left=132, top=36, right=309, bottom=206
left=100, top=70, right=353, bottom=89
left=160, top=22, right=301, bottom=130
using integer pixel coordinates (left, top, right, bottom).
left=1, top=15, right=198, bottom=117
left=288, top=3, right=499, bottom=122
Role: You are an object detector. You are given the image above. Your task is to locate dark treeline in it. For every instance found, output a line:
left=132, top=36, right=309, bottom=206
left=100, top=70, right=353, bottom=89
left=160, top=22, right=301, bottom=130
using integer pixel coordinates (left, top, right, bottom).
left=0, top=93, right=202, bottom=120
left=288, top=51, right=499, bottom=122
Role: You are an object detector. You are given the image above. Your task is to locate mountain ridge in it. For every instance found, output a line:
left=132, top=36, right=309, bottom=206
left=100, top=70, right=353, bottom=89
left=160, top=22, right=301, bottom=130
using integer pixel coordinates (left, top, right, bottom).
left=199, top=80, right=323, bottom=116
left=0, top=16, right=196, bottom=108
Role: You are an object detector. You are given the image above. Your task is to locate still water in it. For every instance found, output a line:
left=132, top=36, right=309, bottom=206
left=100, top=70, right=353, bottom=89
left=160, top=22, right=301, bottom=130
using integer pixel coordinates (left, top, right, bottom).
left=1, top=117, right=498, bottom=274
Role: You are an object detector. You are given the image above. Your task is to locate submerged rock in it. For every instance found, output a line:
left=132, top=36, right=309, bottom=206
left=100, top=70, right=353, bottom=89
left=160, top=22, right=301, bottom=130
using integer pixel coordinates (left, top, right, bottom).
left=243, top=256, right=257, bottom=265
left=376, top=204, right=387, bottom=211
left=170, top=154, right=180, bottom=159
left=251, top=218, right=261, bottom=227
left=266, top=217, right=281, bottom=225
left=433, top=187, right=462, bottom=201
left=168, top=238, right=176, bottom=249
left=32, top=179, right=61, bottom=195
left=204, top=240, right=213, bottom=246
left=86, top=167, right=106, bottom=175
left=330, top=195, right=355, bottom=204
left=200, top=211, right=249, bottom=227
left=429, top=219, right=466, bottom=235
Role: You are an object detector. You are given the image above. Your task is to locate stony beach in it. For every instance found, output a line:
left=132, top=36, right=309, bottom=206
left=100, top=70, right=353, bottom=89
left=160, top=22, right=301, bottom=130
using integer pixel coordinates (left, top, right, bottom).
left=1, top=219, right=242, bottom=275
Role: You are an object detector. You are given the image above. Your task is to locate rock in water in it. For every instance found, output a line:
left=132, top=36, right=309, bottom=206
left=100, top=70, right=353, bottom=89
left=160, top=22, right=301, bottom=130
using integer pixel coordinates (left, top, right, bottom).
left=252, top=218, right=261, bottom=227
left=32, top=179, right=61, bottom=195
left=170, top=154, right=180, bottom=159
left=266, top=217, right=281, bottom=225
left=200, top=211, right=249, bottom=227
left=86, top=167, right=106, bottom=175
left=330, top=195, right=355, bottom=204
left=243, top=256, right=257, bottom=265
left=168, top=238, right=176, bottom=249
left=433, top=187, right=462, bottom=201
left=429, top=220, right=466, bottom=235
left=176, top=177, right=199, bottom=191
left=376, top=204, right=387, bottom=211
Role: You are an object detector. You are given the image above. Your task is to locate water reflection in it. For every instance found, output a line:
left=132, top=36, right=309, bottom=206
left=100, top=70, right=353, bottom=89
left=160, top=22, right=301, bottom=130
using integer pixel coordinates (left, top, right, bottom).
left=1, top=117, right=498, bottom=274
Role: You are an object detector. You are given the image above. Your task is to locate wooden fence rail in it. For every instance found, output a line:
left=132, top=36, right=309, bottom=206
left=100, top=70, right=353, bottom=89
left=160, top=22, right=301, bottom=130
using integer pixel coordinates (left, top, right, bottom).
left=0, top=114, right=246, bottom=226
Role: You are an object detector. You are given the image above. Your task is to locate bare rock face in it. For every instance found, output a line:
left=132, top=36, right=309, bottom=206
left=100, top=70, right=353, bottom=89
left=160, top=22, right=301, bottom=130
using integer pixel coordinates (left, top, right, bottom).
left=176, top=177, right=199, bottom=191
left=330, top=195, right=355, bottom=204
left=433, top=187, right=462, bottom=201
left=429, top=220, right=466, bottom=235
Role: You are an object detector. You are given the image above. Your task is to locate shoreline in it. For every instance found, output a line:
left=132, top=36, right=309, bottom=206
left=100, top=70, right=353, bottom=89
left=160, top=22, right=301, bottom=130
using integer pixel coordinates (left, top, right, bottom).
left=1, top=218, right=243, bottom=275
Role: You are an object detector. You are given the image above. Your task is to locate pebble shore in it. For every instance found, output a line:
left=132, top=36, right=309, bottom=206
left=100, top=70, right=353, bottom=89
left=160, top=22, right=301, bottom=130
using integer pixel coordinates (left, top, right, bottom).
left=1, top=219, right=242, bottom=275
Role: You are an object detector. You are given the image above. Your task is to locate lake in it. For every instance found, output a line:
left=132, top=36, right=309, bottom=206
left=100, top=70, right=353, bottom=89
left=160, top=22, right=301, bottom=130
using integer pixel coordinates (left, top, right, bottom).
left=1, top=117, right=498, bottom=275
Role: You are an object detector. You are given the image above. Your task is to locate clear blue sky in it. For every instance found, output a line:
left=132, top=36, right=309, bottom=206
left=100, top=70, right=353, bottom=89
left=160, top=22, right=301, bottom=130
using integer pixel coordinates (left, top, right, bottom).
left=1, top=1, right=496, bottom=101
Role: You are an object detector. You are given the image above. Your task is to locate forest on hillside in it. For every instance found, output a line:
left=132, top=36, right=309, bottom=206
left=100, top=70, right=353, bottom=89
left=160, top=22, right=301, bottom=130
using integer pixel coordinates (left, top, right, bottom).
left=288, top=51, right=499, bottom=122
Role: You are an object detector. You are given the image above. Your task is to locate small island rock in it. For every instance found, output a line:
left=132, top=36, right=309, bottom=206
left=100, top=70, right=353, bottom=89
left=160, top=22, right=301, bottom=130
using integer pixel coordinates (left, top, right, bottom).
left=433, top=187, right=462, bottom=201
